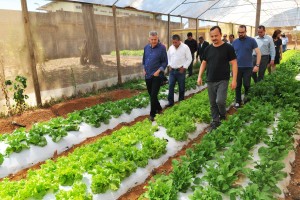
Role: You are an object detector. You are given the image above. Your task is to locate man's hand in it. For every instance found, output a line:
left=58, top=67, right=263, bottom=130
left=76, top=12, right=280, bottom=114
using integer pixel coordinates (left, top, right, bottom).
left=270, top=60, right=275, bottom=66
left=231, top=79, right=237, bottom=90
left=143, top=69, right=146, bottom=76
left=179, top=67, right=185, bottom=74
left=253, top=66, right=259, bottom=73
left=153, top=69, right=160, bottom=77
left=197, top=77, right=202, bottom=86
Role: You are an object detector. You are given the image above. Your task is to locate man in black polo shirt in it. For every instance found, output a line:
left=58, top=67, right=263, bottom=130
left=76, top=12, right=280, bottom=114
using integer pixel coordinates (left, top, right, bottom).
left=184, top=32, right=198, bottom=77
left=197, top=26, right=237, bottom=131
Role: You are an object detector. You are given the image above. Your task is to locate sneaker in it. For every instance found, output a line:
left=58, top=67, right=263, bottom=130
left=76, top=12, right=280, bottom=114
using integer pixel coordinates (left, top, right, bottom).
left=234, top=103, right=240, bottom=109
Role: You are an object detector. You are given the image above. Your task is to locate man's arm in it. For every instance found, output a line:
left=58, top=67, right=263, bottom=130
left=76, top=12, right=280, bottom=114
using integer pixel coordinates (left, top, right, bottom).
left=229, top=59, right=238, bottom=90
left=183, top=47, right=193, bottom=69
left=154, top=47, right=168, bottom=76
left=197, top=60, right=207, bottom=85
left=269, top=36, right=276, bottom=65
left=253, top=47, right=261, bottom=72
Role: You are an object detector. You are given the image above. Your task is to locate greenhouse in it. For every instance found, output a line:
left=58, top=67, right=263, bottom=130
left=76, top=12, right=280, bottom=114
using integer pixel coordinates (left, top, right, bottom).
left=0, top=0, right=300, bottom=199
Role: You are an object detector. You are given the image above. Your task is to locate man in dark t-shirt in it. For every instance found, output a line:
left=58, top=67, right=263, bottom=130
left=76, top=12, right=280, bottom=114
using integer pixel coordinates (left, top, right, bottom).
left=197, top=26, right=237, bottom=131
left=184, top=32, right=198, bottom=77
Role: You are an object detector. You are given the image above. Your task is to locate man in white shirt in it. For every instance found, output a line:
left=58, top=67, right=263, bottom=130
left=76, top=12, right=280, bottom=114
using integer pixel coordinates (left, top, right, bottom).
left=281, top=33, right=288, bottom=52
left=166, top=34, right=192, bottom=107
left=252, top=25, right=276, bottom=82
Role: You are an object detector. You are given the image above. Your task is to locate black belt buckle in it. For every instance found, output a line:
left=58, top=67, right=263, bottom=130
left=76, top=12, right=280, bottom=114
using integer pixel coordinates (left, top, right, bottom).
left=172, top=68, right=180, bottom=71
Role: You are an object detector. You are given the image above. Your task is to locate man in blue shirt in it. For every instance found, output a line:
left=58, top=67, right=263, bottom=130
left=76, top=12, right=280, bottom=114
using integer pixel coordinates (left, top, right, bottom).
left=143, top=31, right=168, bottom=121
left=232, top=25, right=261, bottom=108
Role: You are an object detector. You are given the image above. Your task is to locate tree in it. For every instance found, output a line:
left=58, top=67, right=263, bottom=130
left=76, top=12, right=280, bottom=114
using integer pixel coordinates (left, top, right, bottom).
left=81, top=4, right=103, bottom=66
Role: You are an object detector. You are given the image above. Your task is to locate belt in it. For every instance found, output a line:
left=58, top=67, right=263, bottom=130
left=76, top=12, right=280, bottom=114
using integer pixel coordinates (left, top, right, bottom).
left=253, top=55, right=269, bottom=57
left=170, top=67, right=182, bottom=71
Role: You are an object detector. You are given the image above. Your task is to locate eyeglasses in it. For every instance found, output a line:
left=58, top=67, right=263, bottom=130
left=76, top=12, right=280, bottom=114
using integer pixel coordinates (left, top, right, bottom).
left=238, top=31, right=245, bottom=34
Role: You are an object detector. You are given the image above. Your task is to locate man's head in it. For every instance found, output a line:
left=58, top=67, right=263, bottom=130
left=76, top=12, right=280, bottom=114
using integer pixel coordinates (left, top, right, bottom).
left=238, top=25, right=247, bottom=39
left=223, top=34, right=227, bottom=40
left=172, top=34, right=181, bottom=48
left=149, top=31, right=159, bottom=47
left=257, top=25, right=266, bottom=38
left=229, top=34, right=235, bottom=43
left=210, top=26, right=222, bottom=45
left=187, top=32, right=193, bottom=40
left=199, top=36, right=204, bottom=43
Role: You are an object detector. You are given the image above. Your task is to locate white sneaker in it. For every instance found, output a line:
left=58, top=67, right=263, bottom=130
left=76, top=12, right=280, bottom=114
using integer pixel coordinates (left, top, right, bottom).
left=234, top=103, right=240, bottom=109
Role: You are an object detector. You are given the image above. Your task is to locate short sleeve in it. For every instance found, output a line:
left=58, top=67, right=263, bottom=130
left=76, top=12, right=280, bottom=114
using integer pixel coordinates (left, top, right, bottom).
left=202, top=45, right=210, bottom=61
left=252, top=38, right=258, bottom=49
left=228, top=44, right=237, bottom=61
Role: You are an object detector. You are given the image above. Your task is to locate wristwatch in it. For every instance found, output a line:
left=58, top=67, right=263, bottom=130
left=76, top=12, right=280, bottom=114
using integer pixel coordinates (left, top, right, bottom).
left=255, top=64, right=260, bottom=67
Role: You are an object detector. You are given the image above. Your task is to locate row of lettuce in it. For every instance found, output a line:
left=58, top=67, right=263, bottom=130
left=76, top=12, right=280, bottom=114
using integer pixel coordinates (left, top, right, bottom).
left=140, top=50, right=300, bottom=200
left=0, top=73, right=232, bottom=198
left=0, top=50, right=298, bottom=199
left=0, top=73, right=204, bottom=165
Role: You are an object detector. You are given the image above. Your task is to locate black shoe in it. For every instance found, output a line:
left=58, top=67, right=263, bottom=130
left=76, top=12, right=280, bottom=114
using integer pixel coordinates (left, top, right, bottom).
left=243, top=97, right=250, bottom=104
left=166, top=103, right=174, bottom=108
left=148, top=116, right=155, bottom=122
left=207, top=121, right=221, bottom=132
left=157, top=109, right=162, bottom=114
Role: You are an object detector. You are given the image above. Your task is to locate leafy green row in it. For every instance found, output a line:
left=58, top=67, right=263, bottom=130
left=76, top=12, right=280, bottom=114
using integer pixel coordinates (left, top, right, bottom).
left=140, top=101, right=276, bottom=200
left=140, top=50, right=300, bottom=200
left=0, top=120, right=167, bottom=199
left=155, top=87, right=234, bottom=141
left=0, top=74, right=200, bottom=158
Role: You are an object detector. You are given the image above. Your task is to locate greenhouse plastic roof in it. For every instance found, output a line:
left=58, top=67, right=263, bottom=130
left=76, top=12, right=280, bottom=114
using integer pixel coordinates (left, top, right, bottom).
left=54, top=0, right=300, bottom=27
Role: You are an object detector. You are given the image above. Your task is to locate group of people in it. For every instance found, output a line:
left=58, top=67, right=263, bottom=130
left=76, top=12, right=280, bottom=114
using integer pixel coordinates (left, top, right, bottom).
left=142, top=25, right=286, bottom=131
left=143, top=31, right=192, bottom=121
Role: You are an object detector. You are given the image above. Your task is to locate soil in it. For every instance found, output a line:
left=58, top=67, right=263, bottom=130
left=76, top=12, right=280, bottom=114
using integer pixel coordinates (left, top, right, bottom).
left=0, top=89, right=141, bottom=134
left=0, top=89, right=299, bottom=200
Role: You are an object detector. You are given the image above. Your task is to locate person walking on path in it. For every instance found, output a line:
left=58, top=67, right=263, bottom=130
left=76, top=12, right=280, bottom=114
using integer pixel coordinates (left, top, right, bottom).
left=252, top=25, right=276, bottom=83
left=281, top=33, right=288, bottom=52
left=232, top=25, right=261, bottom=109
left=184, top=32, right=198, bottom=77
left=197, top=26, right=237, bottom=131
left=222, top=34, right=228, bottom=43
left=228, top=34, right=235, bottom=45
left=167, top=34, right=192, bottom=107
left=143, top=31, right=168, bottom=121
left=196, top=36, right=209, bottom=63
left=271, top=29, right=282, bottom=72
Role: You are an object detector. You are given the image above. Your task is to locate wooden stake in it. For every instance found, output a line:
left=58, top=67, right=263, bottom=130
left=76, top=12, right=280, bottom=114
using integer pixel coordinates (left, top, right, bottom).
left=21, top=0, right=42, bottom=106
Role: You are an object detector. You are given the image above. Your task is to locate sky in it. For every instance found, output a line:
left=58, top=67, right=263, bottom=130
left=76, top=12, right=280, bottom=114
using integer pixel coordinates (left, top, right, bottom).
left=0, top=0, right=48, bottom=11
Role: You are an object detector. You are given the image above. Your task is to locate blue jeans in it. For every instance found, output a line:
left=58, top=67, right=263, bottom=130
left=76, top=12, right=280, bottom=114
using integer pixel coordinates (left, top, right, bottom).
left=207, top=80, right=229, bottom=122
left=168, top=69, right=186, bottom=105
left=282, top=45, right=287, bottom=52
left=236, top=67, right=253, bottom=104
left=146, top=76, right=162, bottom=117
left=188, top=54, right=194, bottom=77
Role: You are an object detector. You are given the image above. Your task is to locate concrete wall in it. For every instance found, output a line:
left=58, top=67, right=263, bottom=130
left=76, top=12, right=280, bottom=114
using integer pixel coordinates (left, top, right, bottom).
left=0, top=9, right=180, bottom=61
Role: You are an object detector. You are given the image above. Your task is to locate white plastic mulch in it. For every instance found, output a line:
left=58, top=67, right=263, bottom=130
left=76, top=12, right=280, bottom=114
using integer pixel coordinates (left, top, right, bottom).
left=0, top=85, right=206, bottom=178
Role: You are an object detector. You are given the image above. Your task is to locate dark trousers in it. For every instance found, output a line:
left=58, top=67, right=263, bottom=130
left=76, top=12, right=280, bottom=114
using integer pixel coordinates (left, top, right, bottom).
left=146, top=76, right=162, bottom=117
left=207, top=80, right=229, bottom=122
left=188, top=53, right=194, bottom=77
left=252, top=55, right=269, bottom=83
left=236, top=67, right=253, bottom=104
left=168, top=69, right=186, bottom=105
